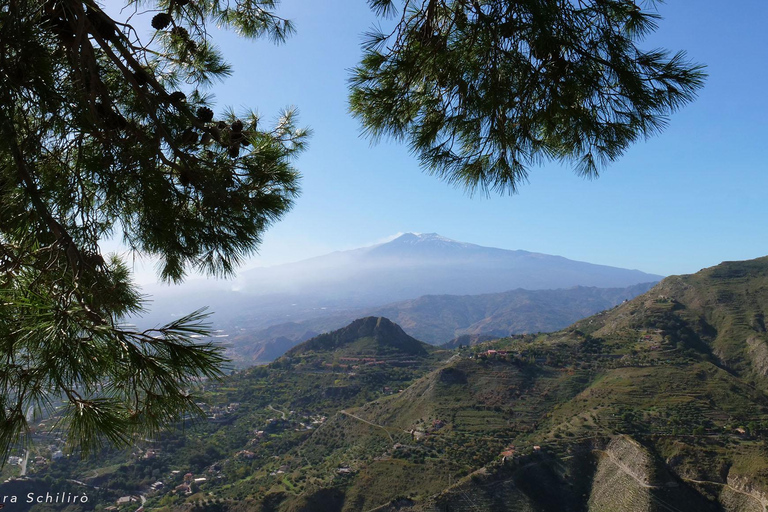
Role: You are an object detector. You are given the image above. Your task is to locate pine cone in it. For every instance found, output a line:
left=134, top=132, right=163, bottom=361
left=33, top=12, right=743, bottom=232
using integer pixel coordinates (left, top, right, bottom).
left=151, top=13, right=172, bottom=30
left=133, top=69, right=149, bottom=86
left=196, top=107, right=214, bottom=122
left=169, top=91, right=186, bottom=103
left=179, top=170, right=191, bottom=187
left=82, top=252, right=105, bottom=268
left=171, top=26, right=189, bottom=40
left=181, top=129, right=198, bottom=145
left=231, top=120, right=243, bottom=132
left=228, top=143, right=241, bottom=158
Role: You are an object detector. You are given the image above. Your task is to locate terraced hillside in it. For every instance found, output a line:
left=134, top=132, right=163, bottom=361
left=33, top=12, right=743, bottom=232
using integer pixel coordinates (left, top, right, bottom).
left=6, top=258, right=768, bottom=512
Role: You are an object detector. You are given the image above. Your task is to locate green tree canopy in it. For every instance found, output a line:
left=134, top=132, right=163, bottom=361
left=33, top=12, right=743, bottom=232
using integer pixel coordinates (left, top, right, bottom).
left=0, top=0, right=307, bottom=458
left=351, top=0, right=706, bottom=194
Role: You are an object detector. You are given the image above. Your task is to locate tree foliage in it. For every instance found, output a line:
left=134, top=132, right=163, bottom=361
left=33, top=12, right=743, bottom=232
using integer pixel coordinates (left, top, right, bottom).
left=351, top=0, right=706, bottom=194
left=0, top=0, right=307, bottom=458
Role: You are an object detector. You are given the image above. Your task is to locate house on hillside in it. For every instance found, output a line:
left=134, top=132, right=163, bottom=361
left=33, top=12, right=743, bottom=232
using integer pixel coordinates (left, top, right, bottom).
left=501, top=449, right=515, bottom=462
left=116, top=496, right=138, bottom=506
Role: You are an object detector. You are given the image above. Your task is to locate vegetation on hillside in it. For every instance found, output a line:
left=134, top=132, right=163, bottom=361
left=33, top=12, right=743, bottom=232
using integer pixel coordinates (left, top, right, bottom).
left=6, top=259, right=768, bottom=511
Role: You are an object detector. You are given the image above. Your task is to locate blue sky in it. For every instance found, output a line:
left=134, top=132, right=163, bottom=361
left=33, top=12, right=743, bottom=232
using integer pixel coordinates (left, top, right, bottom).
left=116, top=1, right=768, bottom=283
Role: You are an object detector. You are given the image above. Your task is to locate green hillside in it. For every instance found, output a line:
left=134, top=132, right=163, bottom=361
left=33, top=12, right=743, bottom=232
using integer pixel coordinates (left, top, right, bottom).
left=7, top=258, right=768, bottom=512
left=285, top=316, right=434, bottom=358
left=582, top=257, right=768, bottom=385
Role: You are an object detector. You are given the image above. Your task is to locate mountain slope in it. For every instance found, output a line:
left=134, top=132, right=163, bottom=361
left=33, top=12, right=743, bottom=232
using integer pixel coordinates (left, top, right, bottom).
left=232, top=282, right=656, bottom=363
left=256, top=257, right=768, bottom=511
left=21, top=257, right=768, bottom=512
left=285, top=317, right=432, bottom=358
left=574, top=256, right=768, bottom=386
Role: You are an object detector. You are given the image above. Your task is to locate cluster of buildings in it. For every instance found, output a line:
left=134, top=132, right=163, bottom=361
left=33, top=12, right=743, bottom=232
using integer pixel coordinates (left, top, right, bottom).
left=321, top=357, right=424, bottom=370
left=269, top=464, right=290, bottom=476
left=480, top=350, right=511, bottom=357
left=195, top=402, right=241, bottom=420
left=106, top=495, right=140, bottom=511
left=172, top=472, right=209, bottom=495
left=7, top=446, right=63, bottom=468
left=295, top=414, right=327, bottom=432
left=409, top=419, right=447, bottom=440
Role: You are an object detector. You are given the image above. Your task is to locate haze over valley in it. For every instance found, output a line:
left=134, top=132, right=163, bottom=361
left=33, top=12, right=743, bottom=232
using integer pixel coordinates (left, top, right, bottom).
left=140, top=233, right=661, bottom=364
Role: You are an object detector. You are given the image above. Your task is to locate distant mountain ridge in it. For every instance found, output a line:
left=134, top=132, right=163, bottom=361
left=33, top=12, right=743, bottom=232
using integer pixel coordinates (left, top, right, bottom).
left=237, top=233, right=662, bottom=305
left=232, top=282, right=657, bottom=363
left=139, top=232, right=662, bottom=364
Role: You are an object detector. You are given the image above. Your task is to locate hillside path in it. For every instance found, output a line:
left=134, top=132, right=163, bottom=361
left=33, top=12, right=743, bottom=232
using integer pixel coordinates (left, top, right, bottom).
left=443, top=353, right=461, bottom=364
left=339, top=410, right=397, bottom=443
left=681, top=477, right=767, bottom=511
left=594, top=449, right=659, bottom=489
left=595, top=450, right=767, bottom=511
left=267, top=404, right=287, bottom=420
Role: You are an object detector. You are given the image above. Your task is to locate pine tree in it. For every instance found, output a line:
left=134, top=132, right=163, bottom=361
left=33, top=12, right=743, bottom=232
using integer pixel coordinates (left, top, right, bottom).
left=351, top=0, right=706, bottom=194
left=0, top=0, right=307, bottom=458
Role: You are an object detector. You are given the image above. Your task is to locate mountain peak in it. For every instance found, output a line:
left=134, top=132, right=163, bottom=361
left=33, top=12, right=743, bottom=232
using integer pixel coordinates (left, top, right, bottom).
left=389, top=232, right=466, bottom=246
left=400, top=232, right=454, bottom=241
left=231, top=233, right=663, bottom=318
left=368, top=233, right=477, bottom=257
left=286, top=317, right=430, bottom=357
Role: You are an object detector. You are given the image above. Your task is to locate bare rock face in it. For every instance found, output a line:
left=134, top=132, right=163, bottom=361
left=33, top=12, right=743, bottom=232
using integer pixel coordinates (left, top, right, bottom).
left=719, top=486, right=764, bottom=512
left=589, top=436, right=656, bottom=512
left=723, top=474, right=768, bottom=512
left=747, top=335, right=768, bottom=376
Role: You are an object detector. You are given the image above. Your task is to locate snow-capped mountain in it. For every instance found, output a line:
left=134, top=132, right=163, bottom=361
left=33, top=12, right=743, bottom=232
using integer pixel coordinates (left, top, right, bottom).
left=140, top=233, right=661, bottom=335
left=236, top=232, right=660, bottom=300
